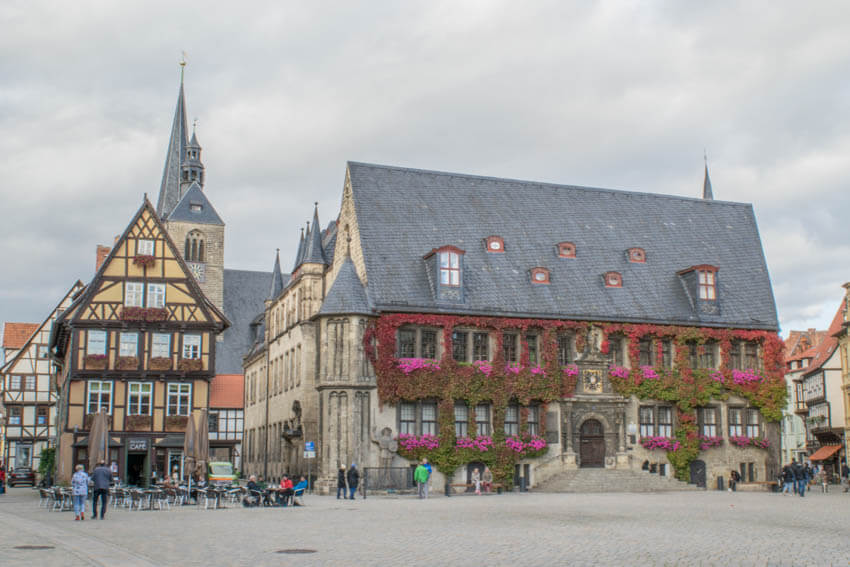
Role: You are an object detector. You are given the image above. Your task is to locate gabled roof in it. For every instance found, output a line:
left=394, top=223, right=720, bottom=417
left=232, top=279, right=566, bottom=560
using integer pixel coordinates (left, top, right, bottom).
left=347, top=161, right=778, bottom=329
left=219, top=269, right=282, bottom=374
left=3, top=322, right=39, bottom=350
left=210, top=374, right=244, bottom=409
left=784, top=329, right=829, bottom=362
left=167, top=181, right=224, bottom=226
left=318, top=256, right=372, bottom=316
left=801, top=301, right=844, bottom=377
left=302, top=205, right=327, bottom=265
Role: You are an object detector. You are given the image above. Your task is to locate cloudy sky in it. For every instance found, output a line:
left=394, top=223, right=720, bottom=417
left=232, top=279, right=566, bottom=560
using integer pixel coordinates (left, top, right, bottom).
left=2, top=1, right=849, bottom=342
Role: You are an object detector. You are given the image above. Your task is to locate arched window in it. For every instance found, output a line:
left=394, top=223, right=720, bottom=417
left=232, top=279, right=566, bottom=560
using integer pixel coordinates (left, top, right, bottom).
left=184, top=230, right=205, bottom=262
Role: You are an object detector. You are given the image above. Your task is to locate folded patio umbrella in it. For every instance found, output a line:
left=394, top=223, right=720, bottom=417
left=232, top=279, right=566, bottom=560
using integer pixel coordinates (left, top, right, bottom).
left=195, top=409, right=209, bottom=480
left=183, top=411, right=197, bottom=482
left=88, top=410, right=109, bottom=472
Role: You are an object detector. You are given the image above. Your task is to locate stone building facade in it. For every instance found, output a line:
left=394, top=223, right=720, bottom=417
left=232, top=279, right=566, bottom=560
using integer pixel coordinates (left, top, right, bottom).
left=244, top=161, right=784, bottom=492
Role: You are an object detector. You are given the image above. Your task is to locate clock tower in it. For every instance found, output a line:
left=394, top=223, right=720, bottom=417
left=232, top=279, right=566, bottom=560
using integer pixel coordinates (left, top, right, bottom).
left=155, top=67, right=225, bottom=314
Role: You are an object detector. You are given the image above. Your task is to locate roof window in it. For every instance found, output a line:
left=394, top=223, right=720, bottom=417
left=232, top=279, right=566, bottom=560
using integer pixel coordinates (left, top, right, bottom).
left=628, top=247, right=646, bottom=263
left=604, top=271, right=622, bottom=288
left=557, top=242, right=576, bottom=259
left=190, top=203, right=203, bottom=212
left=530, top=267, right=550, bottom=284
left=424, top=245, right=466, bottom=302
left=485, top=236, right=505, bottom=253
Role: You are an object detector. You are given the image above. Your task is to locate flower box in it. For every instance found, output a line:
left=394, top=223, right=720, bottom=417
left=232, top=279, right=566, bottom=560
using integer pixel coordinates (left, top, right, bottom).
left=116, top=356, right=139, bottom=371
left=455, top=435, right=494, bottom=452
left=165, top=415, right=189, bottom=431
left=126, top=414, right=152, bottom=431
left=698, top=435, right=724, bottom=451
left=121, top=307, right=168, bottom=322
left=84, top=354, right=108, bottom=370
left=640, top=436, right=681, bottom=451
left=132, top=255, right=156, bottom=268
left=178, top=358, right=202, bottom=372
left=149, top=357, right=172, bottom=371
left=729, top=435, right=769, bottom=449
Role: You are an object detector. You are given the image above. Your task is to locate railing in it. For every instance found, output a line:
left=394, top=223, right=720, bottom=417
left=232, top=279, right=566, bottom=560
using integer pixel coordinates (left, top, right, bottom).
left=361, top=467, right=414, bottom=496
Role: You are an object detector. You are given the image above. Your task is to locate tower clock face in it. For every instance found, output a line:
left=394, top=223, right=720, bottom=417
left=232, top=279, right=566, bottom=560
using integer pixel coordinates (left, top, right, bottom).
left=188, top=262, right=206, bottom=283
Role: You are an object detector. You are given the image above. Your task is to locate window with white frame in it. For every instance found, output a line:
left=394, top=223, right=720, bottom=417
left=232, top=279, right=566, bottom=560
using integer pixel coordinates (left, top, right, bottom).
left=657, top=406, right=673, bottom=437
left=746, top=409, right=761, bottom=437
left=697, top=270, right=716, bottom=300
left=729, top=408, right=743, bottom=436
left=127, top=382, right=152, bottom=415
left=527, top=405, right=539, bottom=436
left=182, top=334, right=201, bottom=359
left=137, top=239, right=155, bottom=256
left=454, top=403, right=469, bottom=437
left=25, top=376, right=36, bottom=390
left=421, top=402, right=437, bottom=436
left=475, top=403, right=491, bottom=436
left=504, top=404, right=519, bottom=436
left=147, top=283, right=165, bottom=308
left=125, top=282, right=144, bottom=307
left=639, top=406, right=655, bottom=437
left=151, top=333, right=170, bottom=358
left=699, top=407, right=717, bottom=437
left=10, top=376, right=21, bottom=390
left=87, top=330, right=107, bottom=355
left=38, top=345, right=49, bottom=359
left=119, top=332, right=138, bottom=357
left=87, top=380, right=113, bottom=414
left=8, top=407, right=21, bottom=425
left=167, top=383, right=191, bottom=415
left=399, top=402, right=416, bottom=435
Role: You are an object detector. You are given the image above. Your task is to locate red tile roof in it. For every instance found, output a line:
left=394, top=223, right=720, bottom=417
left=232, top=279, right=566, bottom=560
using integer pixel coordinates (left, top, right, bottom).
left=2, top=322, right=39, bottom=349
left=210, top=374, right=244, bottom=409
left=784, top=329, right=829, bottom=362
left=801, top=301, right=844, bottom=373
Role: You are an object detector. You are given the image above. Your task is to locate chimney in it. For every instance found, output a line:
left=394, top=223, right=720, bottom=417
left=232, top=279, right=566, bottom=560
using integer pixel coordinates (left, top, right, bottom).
left=95, top=245, right=111, bottom=272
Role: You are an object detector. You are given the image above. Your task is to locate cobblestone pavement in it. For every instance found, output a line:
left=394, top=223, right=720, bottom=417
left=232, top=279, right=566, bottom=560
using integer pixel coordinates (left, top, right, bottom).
left=1, top=486, right=849, bottom=566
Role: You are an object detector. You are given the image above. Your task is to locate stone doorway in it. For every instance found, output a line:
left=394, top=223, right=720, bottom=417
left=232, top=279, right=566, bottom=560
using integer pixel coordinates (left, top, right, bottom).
left=579, top=419, right=605, bottom=468
left=690, top=459, right=706, bottom=487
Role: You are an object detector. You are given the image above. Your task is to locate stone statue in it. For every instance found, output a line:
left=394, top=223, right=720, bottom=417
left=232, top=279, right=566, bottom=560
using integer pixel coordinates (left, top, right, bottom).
left=370, top=426, right=398, bottom=469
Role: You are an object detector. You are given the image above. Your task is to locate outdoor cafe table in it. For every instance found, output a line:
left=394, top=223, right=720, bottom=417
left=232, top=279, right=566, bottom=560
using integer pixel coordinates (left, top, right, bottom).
left=205, top=487, right=228, bottom=509
left=141, top=489, right=163, bottom=510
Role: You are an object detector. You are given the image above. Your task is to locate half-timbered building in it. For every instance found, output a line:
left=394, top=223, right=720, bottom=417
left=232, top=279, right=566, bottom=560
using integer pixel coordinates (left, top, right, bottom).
left=1, top=283, right=83, bottom=473
left=50, top=198, right=229, bottom=485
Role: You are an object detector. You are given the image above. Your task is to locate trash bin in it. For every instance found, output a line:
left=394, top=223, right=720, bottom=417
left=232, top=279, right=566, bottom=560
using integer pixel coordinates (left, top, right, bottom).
left=717, top=476, right=724, bottom=491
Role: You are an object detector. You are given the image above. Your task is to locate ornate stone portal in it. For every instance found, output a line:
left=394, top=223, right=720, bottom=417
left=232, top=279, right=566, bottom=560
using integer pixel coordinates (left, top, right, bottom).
left=561, top=326, right=629, bottom=469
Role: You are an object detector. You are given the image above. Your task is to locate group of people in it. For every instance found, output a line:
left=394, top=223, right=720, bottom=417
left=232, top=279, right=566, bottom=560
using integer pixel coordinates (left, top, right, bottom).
left=243, top=474, right=308, bottom=507
left=336, top=463, right=360, bottom=499
left=469, top=466, right=494, bottom=495
left=70, top=461, right=112, bottom=521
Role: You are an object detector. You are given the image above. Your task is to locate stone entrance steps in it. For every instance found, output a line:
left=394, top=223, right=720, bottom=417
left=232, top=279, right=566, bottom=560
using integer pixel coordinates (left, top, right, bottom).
left=536, top=468, right=701, bottom=493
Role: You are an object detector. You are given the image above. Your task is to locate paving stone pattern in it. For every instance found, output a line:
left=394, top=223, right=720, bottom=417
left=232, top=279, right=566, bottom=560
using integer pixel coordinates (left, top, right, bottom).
left=1, top=486, right=848, bottom=566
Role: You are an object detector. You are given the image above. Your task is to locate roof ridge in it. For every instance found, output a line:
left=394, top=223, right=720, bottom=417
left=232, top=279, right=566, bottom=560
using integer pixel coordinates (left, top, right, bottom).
left=346, top=161, right=752, bottom=207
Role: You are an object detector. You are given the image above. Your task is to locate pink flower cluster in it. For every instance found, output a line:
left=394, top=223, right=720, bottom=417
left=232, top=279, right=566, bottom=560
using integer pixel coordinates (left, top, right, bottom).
left=730, top=369, right=765, bottom=385
left=505, top=363, right=523, bottom=375
left=530, top=366, right=546, bottom=376
left=505, top=434, right=547, bottom=453
left=640, top=366, right=659, bottom=380
left=473, top=360, right=493, bottom=375
left=698, top=435, right=724, bottom=451
left=397, top=433, right=440, bottom=451
left=397, top=358, right=441, bottom=374
left=563, top=365, right=579, bottom=377
left=455, top=435, right=494, bottom=452
left=729, top=435, right=769, bottom=448
left=609, top=366, right=630, bottom=379
left=710, top=371, right=725, bottom=383
left=640, top=436, right=681, bottom=451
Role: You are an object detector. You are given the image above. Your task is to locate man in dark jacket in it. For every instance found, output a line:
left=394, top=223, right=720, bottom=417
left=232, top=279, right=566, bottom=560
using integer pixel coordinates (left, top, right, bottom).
left=781, top=463, right=795, bottom=494
left=337, top=466, right=347, bottom=499
left=792, top=460, right=806, bottom=497
left=91, top=461, right=111, bottom=519
left=347, top=464, right=359, bottom=500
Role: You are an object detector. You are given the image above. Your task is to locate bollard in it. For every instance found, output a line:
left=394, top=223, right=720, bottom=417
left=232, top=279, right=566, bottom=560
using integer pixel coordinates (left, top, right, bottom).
left=520, top=476, right=527, bottom=492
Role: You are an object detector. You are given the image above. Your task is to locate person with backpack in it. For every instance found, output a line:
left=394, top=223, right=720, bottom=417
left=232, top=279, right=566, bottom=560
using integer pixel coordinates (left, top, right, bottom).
left=792, top=459, right=806, bottom=497
left=781, top=463, right=795, bottom=494
left=337, top=466, right=347, bottom=499
left=414, top=459, right=430, bottom=499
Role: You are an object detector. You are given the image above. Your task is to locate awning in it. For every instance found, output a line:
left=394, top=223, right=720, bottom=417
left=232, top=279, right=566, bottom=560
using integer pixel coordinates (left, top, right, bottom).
left=72, top=436, right=122, bottom=448
left=155, top=435, right=187, bottom=449
left=809, top=445, right=842, bottom=461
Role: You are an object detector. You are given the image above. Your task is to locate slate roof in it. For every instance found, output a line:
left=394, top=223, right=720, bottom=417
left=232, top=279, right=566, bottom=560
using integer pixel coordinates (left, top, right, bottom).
left=268, top=251, right=285, bottom=300
left=318, top=256, right=372, bottom=316
left=167, top=182, right=224, bottom=226
left=218, top=269, right=283, bottom=374
left=302, top=206, right=328, bottom=265
left=2, top=322, right=39, bottom=350
left=210, top=374, right=244, bottom=409
left=347, top=162, right=779, bottom=330
left=156, top=82, right=189, bottom=218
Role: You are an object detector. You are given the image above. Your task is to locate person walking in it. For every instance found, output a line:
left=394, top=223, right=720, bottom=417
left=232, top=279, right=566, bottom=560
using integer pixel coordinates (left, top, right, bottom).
left=337, top=466, right=347, bottom=499
left=781, top=463, right=795, bottom=494
left=71, top=464, right=89, bottom=521
left=414, top=459, right=430, bottom=499
left=472, top=467, right=481, bottom=495
left=346, top=464, right=359, bottom=500
left=91, top=460, right=111, bottom=520
left=0, top=463, right=6, bottom=495
left=423, top=458, right=432, bottom=498
left=792, top=459, right=806, bottom=497
left=841, top=462, right=850, bottom=493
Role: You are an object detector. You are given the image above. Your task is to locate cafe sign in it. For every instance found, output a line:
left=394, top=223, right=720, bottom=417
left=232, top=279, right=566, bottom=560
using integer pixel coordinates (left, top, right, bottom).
left=128, top=438, right=148, bottom=451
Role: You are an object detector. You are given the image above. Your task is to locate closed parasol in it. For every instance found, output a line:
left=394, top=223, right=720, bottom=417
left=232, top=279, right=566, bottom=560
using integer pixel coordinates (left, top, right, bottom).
left=88, top=410, right=109, bottom=472
left=183, top=411, right=197, bottom=481
left=195, top=409, right=209, bottom=480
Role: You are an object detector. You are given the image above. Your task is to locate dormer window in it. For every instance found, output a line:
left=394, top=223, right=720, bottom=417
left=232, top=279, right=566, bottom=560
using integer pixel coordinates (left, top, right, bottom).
left=557, top=242, right=576, bottom=259
left=190, top=203, right=203, bottom=213
left=628, top=247, right=646, bottom=263
left=530, top=267, right=550, bottom=284
left=440, top=251, right=461, bottom=286
left=604, top=271, right=622, bottom=288
left=698, top=269, right=716, bottom=300
left=485, top=236, right=505, bottom=253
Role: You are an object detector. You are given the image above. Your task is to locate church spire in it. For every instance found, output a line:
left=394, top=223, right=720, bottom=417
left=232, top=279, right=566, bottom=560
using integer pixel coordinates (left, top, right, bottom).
left=269, top=248, right=284, bottom=300
left=302, top=203, right=327, bottom=265
left=181, top=120, right=205, bottom=194
left=156, top=60, right=190, bottom=218
left=703, top=151, right=714, bottom=200
left=292, top=227, right=305, bottom=272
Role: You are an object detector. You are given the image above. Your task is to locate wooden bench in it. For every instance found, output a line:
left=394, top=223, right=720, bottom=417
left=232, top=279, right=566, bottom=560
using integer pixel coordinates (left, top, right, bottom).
left=738, top=481, right=778, bottom=492
left=448, top=482, right=503, bottom=494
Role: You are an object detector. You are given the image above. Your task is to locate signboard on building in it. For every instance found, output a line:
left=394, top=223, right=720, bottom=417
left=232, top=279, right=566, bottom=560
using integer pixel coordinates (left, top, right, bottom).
left=128, top=438, right=148, bottom=452
left=304, top=441, right=316, bottom=459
